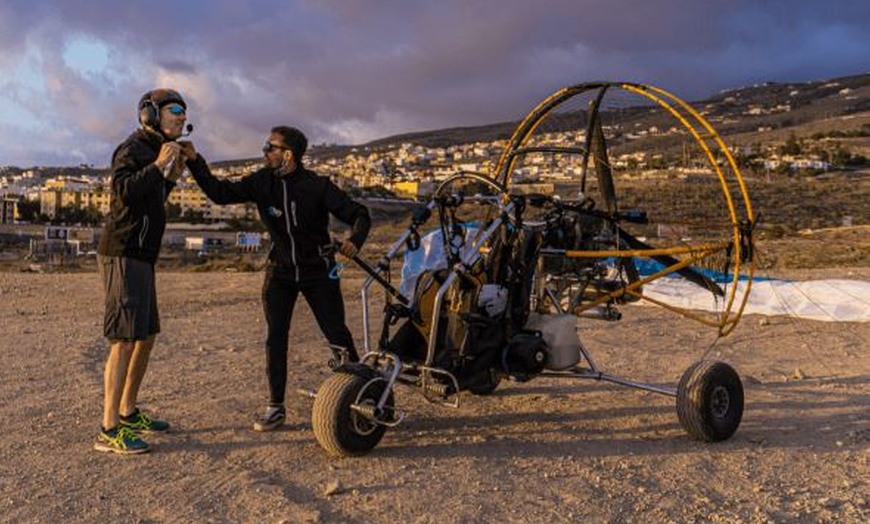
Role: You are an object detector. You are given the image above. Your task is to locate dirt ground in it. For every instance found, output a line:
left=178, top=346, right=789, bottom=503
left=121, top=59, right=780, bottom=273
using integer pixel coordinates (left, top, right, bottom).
left=0, top=265, right=867, bottom=523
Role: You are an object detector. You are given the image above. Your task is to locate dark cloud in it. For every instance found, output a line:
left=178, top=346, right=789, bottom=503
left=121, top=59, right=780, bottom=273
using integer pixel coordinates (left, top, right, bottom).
left=0, top=0, right=867, bottom=166
left=156, top=61, right=198, bottom=75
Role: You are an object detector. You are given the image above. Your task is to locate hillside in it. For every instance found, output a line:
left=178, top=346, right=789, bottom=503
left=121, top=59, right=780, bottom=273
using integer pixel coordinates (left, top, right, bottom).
left=203, top=73, right=870, bottom=166
left=337, top=73, right=870, bottom=153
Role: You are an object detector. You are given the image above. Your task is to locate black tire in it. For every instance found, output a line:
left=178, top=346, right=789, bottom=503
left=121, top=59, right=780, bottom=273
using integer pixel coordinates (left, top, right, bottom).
left=467, top=369, right=503, bottom=396
left=312, top=372, right=394, bottom=457
left=677, top=360, right=744, bottom=442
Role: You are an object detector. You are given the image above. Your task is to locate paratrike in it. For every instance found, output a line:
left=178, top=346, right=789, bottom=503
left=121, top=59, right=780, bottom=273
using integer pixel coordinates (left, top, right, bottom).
left=305, top=81, right=756, bottom=457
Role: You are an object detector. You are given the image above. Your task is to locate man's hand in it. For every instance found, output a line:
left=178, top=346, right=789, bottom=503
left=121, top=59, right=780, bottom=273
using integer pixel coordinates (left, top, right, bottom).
left=155, top=142, right=182, bottom=171
left=338, top=239, right=359, bottom=259
left=178, top=140, right=197, bottom=161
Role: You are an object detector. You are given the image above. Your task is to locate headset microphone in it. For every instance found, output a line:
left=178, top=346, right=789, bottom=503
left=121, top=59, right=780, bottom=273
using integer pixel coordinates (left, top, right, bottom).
left=182, top=123, right=194, bottom=136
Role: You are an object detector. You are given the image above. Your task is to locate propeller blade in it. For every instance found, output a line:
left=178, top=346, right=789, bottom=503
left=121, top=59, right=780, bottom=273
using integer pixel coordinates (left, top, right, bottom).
left=618, top=227, right=726, bottom=297
left=591, top=118, right=617, bottom=215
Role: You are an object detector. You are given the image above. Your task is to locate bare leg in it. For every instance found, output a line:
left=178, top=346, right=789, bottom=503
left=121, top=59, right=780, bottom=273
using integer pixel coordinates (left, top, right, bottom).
left=119, top=335, right=156, bottom=417
left=102, top=340, right=135, bottom=430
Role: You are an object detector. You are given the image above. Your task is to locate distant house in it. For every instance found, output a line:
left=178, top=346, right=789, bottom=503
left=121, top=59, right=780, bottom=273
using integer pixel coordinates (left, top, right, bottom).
left=762, top=156, right=830, bottom=172
left=392, top=180, right=420, bottom=198
left=39, top=180, right=111, bottom=219
left=1, top=197, right=17, bottom=224
left=790, top=158, right=829, bottom=171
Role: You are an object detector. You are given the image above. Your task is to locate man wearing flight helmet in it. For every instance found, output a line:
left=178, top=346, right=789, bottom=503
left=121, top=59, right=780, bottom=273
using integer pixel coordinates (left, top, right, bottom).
left=94, top=88, right=207, bottom=454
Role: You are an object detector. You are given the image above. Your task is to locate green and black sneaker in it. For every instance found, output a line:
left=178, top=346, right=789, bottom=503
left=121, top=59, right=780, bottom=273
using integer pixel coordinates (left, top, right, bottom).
left=94, top=426, right=150, bottom=455
left=120, top=409, right=170, bottom=433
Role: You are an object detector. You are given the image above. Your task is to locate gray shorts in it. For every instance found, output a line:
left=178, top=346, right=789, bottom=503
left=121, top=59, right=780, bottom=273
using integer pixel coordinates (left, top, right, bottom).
left=98, top=255, right=160, bottom=341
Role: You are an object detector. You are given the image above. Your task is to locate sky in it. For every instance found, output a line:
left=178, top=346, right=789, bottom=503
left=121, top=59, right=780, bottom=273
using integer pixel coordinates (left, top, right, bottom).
left=0, top=0, right=867, bottom=168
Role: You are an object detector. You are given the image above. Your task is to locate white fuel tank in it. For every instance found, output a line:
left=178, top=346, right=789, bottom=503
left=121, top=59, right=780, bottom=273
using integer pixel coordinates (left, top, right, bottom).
left=524, top=313, right=580, bottom=370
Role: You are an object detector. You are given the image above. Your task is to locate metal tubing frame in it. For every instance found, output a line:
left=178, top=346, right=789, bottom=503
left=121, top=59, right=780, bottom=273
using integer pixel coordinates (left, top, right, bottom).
left=538, top=337, right=677, bottom=397
left=361, top=201, right=438, bottom=353
left=493, top=81, right=755, bottom=337
left=357, top=173, right=516, bottom=411
left=538, top=368, right=677, bottom=397
left=423, top=200, right=516, bottom=366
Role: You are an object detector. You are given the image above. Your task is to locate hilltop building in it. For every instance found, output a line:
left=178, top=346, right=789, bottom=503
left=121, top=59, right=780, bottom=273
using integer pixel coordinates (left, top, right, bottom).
left=40, top=177, right=111, bottom=219
left=1, top=197, right=17, bottom=224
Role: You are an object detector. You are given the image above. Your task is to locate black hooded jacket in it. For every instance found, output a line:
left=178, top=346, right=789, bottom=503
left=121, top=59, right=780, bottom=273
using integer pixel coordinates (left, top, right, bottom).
left=97, top=129, right=185, bottom=264
left=188, top=157, right=371, bottom=281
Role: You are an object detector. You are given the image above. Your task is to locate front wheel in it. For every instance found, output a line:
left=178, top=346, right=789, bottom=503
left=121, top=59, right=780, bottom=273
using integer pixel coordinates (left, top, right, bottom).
left=676, top=360, right=744, bottom=442
left=312, top=372, right=394, bottom=457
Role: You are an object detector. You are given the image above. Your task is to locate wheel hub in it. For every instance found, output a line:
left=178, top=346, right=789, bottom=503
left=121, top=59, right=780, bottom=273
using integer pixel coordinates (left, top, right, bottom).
left=350, top=400, right=380, bottom=435
left=710, top=385, right=731, bottom=418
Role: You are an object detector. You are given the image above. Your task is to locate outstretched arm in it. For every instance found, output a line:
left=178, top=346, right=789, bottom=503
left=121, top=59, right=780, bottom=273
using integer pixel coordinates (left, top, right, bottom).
left=324, top=180, right=371, bottom=251
left=184, top=152, right=255, bottom=205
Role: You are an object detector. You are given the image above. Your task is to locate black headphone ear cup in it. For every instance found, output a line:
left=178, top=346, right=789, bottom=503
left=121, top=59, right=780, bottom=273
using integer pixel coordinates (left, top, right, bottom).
left=139, top=100, right=159, bottom=128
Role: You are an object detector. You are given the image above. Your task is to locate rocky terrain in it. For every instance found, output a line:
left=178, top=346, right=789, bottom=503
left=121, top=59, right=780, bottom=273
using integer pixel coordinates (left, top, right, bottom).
left=0, top=262, right=867, bottom=523
left=0, top=73, right=867, bottom=523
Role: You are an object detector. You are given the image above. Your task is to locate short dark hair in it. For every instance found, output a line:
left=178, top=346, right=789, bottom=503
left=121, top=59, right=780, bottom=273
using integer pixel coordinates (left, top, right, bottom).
left=271, top=126, right=307, bottom=161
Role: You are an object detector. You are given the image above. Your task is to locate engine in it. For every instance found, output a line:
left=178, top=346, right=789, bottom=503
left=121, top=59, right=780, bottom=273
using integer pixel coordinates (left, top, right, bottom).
left=502, top=332, right=548, bottom=379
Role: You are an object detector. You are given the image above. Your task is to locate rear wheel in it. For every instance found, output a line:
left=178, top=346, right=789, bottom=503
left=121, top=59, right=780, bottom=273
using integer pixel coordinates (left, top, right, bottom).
left=467, top=369, right=503, bottom=395
left=312, top=372, right=394, bottom=457
left=677, top=360, right=744, bottom=442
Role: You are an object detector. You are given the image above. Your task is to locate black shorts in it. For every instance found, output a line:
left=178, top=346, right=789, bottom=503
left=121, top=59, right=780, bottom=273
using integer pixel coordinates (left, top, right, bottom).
left=98, top=255, right=160, bottom=341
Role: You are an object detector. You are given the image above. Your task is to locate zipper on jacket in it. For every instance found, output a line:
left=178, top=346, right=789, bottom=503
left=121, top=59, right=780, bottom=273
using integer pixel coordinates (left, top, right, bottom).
left=282, top=180, right=299, bottom=281
left=291, top=201, right=298, bottom=227
left=139, top=215, right=150, bottom=249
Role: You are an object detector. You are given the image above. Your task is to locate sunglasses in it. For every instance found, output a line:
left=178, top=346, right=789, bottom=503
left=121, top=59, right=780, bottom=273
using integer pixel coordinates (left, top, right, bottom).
left=165, top=104, right=186, bottom=116
left=263, top=142, right=289, bottom=153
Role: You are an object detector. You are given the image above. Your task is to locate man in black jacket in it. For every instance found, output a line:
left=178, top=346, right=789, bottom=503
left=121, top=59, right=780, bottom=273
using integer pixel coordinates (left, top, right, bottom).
left=94, top=88, right=207, bottom=454
left=186, top=125, right=370, bottom=431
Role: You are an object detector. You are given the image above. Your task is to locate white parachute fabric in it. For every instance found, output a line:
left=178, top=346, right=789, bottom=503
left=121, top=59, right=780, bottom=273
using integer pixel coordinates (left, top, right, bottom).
left=401, top=229, right=870, bottom=323
left=400, top=226, right=480, bottom=299
left=642, top=277, right=870, bottom=323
